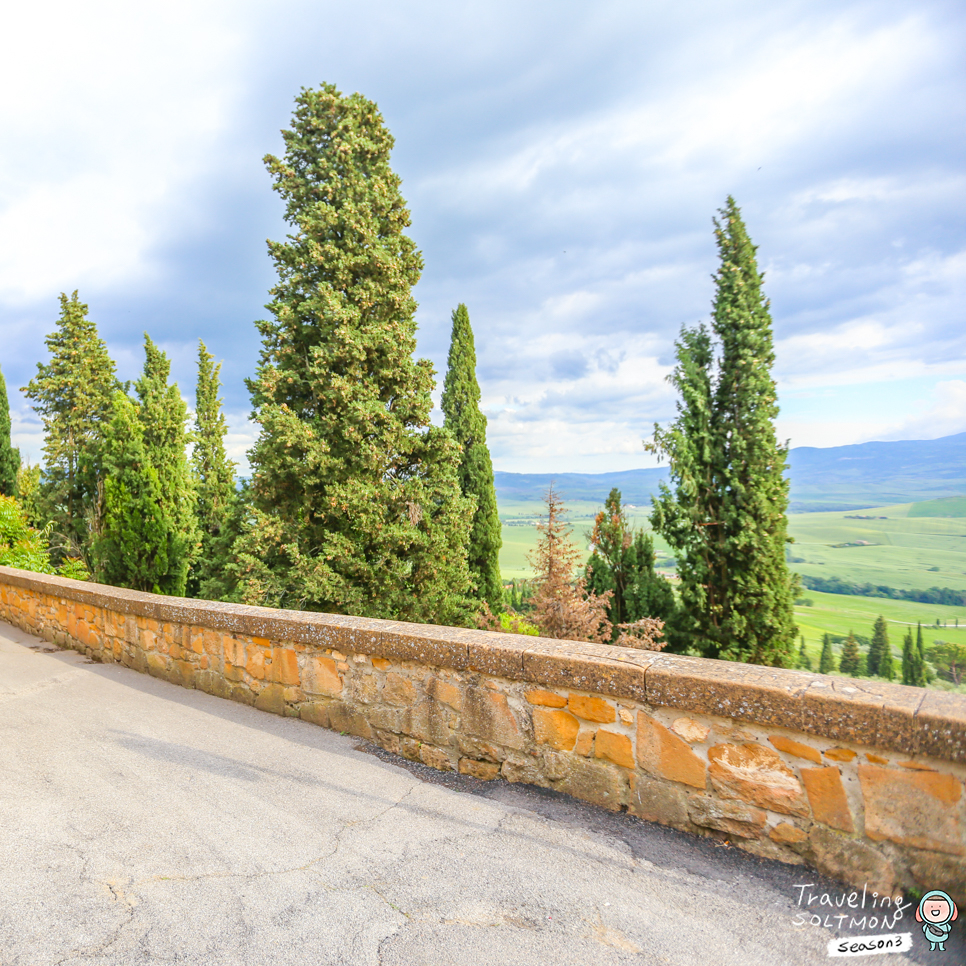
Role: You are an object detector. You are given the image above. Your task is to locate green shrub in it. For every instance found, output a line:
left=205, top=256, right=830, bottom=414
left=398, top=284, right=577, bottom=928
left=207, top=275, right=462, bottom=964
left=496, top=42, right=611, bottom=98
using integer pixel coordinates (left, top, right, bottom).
left=0, top=495, right=88, bottom=579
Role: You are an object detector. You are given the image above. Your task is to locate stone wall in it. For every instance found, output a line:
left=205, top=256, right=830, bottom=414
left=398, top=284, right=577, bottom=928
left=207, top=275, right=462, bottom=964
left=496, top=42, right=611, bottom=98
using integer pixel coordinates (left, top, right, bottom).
left=2, top=565, right=964, bottom=903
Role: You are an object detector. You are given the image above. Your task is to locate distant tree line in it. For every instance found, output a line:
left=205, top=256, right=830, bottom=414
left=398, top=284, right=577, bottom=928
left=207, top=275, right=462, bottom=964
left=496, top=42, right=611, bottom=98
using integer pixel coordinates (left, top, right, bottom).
left=800, top=574, right=966, bottom=608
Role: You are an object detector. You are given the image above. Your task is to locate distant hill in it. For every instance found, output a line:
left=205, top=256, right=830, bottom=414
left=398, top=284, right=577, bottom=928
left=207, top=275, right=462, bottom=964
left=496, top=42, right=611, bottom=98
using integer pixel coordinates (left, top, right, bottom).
left=494, top=432, right=966, bottom=512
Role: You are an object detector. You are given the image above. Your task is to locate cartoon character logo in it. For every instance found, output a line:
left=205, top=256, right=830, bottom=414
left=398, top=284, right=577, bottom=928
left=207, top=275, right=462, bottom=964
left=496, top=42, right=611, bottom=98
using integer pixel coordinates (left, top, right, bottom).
left=916, top=890, right=958, bottom=952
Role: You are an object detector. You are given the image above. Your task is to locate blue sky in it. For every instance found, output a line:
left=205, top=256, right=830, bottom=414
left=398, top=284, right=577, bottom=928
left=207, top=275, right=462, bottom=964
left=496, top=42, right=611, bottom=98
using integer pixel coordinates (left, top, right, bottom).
left=2, top=0, right=964, bottom=473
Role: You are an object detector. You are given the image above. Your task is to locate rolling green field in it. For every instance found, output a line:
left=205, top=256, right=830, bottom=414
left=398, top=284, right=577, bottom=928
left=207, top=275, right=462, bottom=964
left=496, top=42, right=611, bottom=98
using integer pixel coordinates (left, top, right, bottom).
left=499, top=496, right=966, bottom=685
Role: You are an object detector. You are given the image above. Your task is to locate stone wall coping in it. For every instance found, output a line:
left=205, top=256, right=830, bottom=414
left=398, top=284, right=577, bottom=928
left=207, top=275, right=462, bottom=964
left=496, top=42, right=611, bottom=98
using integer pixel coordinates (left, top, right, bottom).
left=3, top=565, right=965, bottom=763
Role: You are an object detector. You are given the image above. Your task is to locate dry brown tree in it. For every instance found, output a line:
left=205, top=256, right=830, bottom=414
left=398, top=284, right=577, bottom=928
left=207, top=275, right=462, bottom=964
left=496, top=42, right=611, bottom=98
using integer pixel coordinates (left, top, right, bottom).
left=527, top=485, right=613, bottom=643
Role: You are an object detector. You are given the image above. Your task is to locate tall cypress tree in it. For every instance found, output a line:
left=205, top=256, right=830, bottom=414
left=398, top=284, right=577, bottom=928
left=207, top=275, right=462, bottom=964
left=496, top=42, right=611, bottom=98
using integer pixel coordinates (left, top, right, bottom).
left=879, top=633, right=895, bottom=681
left=902, top=628, right=915, bottom=685
left=236, top=83, right=473, bottom=623
left=133, top=336, right=198, bottom=596
left=819, top=633, right=835, bottom=674
left=867, top=616, right=888, bottom=677
left=189, top=341, right=238, bottom=599
left=22, top=292, right=121, bottom=564
left=913, top=622, right=927, bottom=687
left=440, top=303, right=502, bottom=613
left=649, top=198, right=798, bottom=666
left=838, top=632, right=862, bottom=677
left=0, top=365, right=19, bottom=497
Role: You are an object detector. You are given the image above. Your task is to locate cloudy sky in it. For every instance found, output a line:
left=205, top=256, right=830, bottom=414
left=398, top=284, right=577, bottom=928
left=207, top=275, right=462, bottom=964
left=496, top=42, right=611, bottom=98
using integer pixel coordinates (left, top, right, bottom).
left=2, top=0, right=964, bottom=473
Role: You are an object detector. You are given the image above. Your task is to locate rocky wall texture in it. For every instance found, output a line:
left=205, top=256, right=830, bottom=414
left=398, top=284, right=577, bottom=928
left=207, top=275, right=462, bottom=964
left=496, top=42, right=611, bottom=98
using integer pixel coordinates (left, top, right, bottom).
left=1, top=566, right=964, bottom=903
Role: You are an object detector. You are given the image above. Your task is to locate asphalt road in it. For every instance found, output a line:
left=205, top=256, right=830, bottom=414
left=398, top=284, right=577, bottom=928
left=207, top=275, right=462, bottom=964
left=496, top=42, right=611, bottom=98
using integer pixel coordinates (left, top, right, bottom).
left=1, top=619, right=961, bottom=966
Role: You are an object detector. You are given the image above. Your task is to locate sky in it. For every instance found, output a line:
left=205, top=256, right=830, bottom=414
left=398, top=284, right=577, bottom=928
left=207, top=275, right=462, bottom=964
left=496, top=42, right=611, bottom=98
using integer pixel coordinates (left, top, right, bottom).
left=1, top=0, right=964, bottom=474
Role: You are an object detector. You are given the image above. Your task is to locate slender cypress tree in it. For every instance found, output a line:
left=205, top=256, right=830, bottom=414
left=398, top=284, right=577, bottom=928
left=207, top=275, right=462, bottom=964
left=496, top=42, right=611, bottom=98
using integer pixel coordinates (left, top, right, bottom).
left=913, top=622, right=927, bottom=687
left=902, top=628, right=915, bottom=685
left=819, top=633, right=835, bottom=674
left=132, top=336, right=198, bottom=596
left=797, top=635, right=812, bottom=670
left=440, top=303, right=502, bottom=613
left=22, top=292, right=121, bottom=564
left=879, top=633, right=895, bottom=681
left=649, top=198, right=799, bottom=666
left=838, top=632, right=862, bottom=677
left=236, top=83, right=473, bottom=623
left=867, top=616, right=888, bottom=677
left=0, top=365, right=19, bottom=496
left=91, top=393, right=171, bottom=593
left=189, top=341, right=238, bottom=599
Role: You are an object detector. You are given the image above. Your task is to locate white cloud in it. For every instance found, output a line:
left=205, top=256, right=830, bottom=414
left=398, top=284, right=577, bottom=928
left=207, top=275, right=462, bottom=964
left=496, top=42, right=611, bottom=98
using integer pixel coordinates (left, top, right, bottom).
left=881, top=380, right=966, bottom=440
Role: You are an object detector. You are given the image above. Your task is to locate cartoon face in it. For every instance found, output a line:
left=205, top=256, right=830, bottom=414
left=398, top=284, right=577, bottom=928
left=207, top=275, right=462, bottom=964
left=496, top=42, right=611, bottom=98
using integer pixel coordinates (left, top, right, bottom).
left=923, top=899, right=951, bottom=923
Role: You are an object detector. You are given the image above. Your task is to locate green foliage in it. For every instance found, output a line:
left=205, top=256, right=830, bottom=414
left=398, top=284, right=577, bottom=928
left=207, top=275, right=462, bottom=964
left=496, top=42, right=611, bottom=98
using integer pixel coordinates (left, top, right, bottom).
left=902, top=624, right=927, bottom=687
left=838, top=631, right=862, bottom=676
left=496, top=611, right=539, bottom=636
left=819, top=633, right=835, bottom=674
left=928, top=640, right=966, bottom=685
left=236, top=83, right=473, bottom=624
left=22, top=292, right=121, bottom=565
left=867, top=615, right=889, bottom=677
left=0, top=494, right=87, bottom=578
left=15, top=462, right=43, bottom=529
left=797, top=635, right=812, bottom=670
left=649, top=198, right=798, bottom=666
left=189, top=341, right=238, bottom=600
left=91, top=393, right=172, bottom=593
left=0, top=366, right=19, bottom=497
left=441, top=303, right=502, bottom=613
left=585, top=489, right=677, bottom=643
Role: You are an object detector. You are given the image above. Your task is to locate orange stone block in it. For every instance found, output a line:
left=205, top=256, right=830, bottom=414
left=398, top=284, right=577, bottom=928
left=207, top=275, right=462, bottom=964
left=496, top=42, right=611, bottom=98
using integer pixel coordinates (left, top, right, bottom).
left=371, top=657, right=391, bottom=671
left=573, top=731, right=595, bottom=756
left=824, top=747, right=856, bottom=763
left=273, top=648, right=300, bottom=686
left=526, top=689, right=567, bottom=708
left=859, top=764, right=964, bottom=855
left=223, top=635, right=245, bottom=667
left=245, top=645, right=268, bottom=680
left=770, top=822, right=807, bottom=846
left=866, top=754, right=889, bottom=765
left=637, top=713, right=706, bottom=789
left=384, top=672, right=416, bottom=706
left=303, top=655, right=343, bottom=696
left=595, top=730, right=634, bottom=769
left=568, top=694, right=615, bottom=723
left=708, top=743, right=809, bottom=817
left=769, top=735, right=822, bottom=764
left=431, top=679, right=462, bottom=711
left=800, top=766, right=854, bottom=832
left=532, top=708, right=580, bottom=751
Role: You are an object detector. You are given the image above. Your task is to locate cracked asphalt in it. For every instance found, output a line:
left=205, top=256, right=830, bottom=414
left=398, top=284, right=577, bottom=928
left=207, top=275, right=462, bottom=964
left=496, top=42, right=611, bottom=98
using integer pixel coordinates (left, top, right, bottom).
left=1, top=620, right=962, bottom=966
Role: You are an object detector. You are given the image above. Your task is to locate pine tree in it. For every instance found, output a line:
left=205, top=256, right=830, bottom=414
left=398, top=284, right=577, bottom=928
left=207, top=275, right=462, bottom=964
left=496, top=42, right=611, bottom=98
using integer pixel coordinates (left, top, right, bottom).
left=440, top=303, right=502, bottom=613
left=867, top=616, right=888, bottom=677
left=0, top=365, right=19, bottom=497
left=649, top=198, right=798, bottom=667
left=819, top=633, right=835, bottom=674
left=91, top=393, right=172, bottom=593
left=838, top=632, right=862, bottom=677
left=236, top=83, right=473, bottom=624
left=132, top=336, right=198, bottom=596
left=22, top=292, right=121, bottom=564
left=189, top=341, right=238, bottom=600
left=624, top=530, right=677, bottom=628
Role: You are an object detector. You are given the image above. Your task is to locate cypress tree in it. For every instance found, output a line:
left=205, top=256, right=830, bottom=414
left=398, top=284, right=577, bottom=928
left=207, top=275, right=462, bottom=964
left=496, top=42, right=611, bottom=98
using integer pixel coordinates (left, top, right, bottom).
left=440, top=303, right=502, bottom=613
left=132, top=336, right=198, bottom=596
left=236, top=83, right=473, bottom=623
left=0, top=366, right=19, bottom=497
left=867, top=616, right=888, bottom=677
left=797, top=635, right=812, bottom=670
left=22, top=292, right=121, bottom=564
left=649, top=198, right=798, bottom=667
left=819, top=633, right=835, bottom=674
left=189, top=341, right=238, bottom=599
left=838, top=632, right=862, bottom=677
left=91, top=393, right=171, bottom=593
left=879, top=633, right=895, bottom=681
left=913, top=622, right=927, bottom=687
left=901, top=628, right=915, bottom=685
